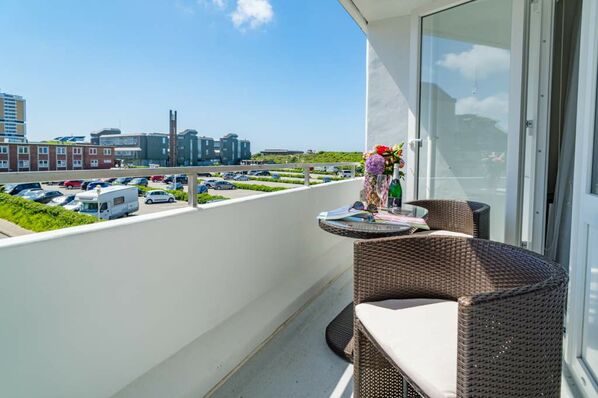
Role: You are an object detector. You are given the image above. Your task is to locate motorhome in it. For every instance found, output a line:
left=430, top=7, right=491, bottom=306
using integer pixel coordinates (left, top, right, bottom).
left=76, top=185, right=139, bottom=220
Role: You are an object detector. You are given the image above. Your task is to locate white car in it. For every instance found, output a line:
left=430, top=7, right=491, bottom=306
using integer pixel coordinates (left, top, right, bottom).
left=63, top=200, right=82, bottom=212
left=144, top=190, right=175, bottom=204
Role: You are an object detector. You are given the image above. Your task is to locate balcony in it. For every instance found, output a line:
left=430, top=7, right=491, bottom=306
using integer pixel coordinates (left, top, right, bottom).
left=0, top=163, right=582, bottom=398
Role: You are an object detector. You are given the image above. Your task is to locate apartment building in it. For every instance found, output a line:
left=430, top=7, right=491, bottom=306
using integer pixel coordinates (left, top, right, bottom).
left=0, top=92, right=26, bottom=143
left=0, top=142, right=115, bottom=172
left=219, top=133, right=251, bottom=165
left=99, top=133, right=169, bottom=167
left=177, top=129, right=199, bottom=167
left=198, top=136, right=217, bottom=164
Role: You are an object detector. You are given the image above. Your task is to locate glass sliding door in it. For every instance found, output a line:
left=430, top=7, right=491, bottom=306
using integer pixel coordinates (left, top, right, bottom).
left=417, top=0, right=519, bottom=241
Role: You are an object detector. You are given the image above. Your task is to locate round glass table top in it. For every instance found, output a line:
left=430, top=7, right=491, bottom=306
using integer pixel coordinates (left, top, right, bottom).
left=318, top=204, right=428, bottom=239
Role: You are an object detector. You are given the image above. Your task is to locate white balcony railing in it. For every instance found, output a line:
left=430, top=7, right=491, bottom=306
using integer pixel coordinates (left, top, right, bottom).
left=0, top=164, right=362, bottom=398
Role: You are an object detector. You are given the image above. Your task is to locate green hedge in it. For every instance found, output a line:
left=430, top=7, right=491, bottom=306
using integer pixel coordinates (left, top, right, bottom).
left=247, top=176, right=322, bottom=186
left=232, top=182, right=288, bottom=192
left=0, top=193, right=98, bottom=232
left=134, top=185, right=228, bottom=204
left=272, top=172, right=344, bottom=181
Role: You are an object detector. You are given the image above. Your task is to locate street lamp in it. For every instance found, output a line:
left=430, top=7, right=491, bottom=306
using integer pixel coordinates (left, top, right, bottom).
left=96, top=185, right=102, bottom=220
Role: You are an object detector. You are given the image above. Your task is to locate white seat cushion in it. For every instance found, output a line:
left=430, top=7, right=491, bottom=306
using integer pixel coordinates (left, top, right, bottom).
left=414, top=230, right=472, bottom=238
left=356, top=299, right=458, bottom=398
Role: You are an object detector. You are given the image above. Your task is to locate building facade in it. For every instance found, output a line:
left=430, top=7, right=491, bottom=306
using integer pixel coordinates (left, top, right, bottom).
left=0, top=143, right=115, bottom=172
left=177, top=130, right=199, bottom=166
left=198, top=136, right=217, bottom=164
left=99, top=133, right=169, bottom=167
left=0, top=92, right=26, bottom=143
left=219, top=133, right=251, bottom=165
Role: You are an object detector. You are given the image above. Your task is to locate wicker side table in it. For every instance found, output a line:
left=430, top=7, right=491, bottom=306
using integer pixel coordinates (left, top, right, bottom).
left=318, top=204, right=428, bottom=362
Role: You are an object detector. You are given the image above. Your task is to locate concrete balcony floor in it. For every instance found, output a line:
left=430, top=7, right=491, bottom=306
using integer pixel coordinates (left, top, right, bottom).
left=210, top=268, right=581, bottom=398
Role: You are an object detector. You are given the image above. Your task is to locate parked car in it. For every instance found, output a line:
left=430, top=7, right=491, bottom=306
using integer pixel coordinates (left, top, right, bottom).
left=77, top=186, right=139, bottom=220
left=164, top=174, right=188, bottom=184
left=114, top=177, right=133, bottom=185
left=129, top=178, right=149, bottom=187
left=31, top=190, right=63, bottom=204
left=338, top=170, right=352, bottom=178
left=271, top=173, right=280, bottom=180
left=253, top=170, right=271, bottom=176
left=64, top=180, right=84, bottom=189
left=166, top=182, right=184, bottom=190
left=63, top=200, right=82, bottom=212
left=86, top=181, right=111, bottom=191
left=144, top=190, right=175, bottom=204
left=204, top=179, right=219, bottom=188
left=103, top=178, right=117, bottom=184
left=150, top=175, right=164, bottom=182
left=197, top=172, right=212, bottom=177
left=322, top=177, right=332, bottom=183
left=80, top=180, right=100, bottom=191
left=15, top=188, right=43, bottom=197
left=3, top=182, right=42, bottom=196
left=222, top=172, right=236, bottom=180
left=213, top=181, right=237, bottom=190
left=197, top=184, right=209, bottom=194
left=48, top=194, right=76, bottom=207
left=233, top=174, right=249, bottom=181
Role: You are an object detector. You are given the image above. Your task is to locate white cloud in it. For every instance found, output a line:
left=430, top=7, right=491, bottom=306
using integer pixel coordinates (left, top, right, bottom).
left=456, top=94, right=509, bottom=128
left=437, top=45, right=510, bottom=80
left=197, top=0, right=227, bottom=10
left=231, top=0, right=274, bottom=30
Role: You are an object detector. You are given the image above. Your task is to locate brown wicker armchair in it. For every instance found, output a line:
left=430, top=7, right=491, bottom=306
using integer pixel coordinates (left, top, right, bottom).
left=354, top=236, right=567, bottom=398
left=407, top=199, right=490, bottom=239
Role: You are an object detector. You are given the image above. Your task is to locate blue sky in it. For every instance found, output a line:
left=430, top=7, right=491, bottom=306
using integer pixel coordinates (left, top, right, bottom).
left=0, top=0, right=365, bottom=152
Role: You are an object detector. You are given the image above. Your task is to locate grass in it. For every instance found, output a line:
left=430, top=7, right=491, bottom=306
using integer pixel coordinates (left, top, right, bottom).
left=247, top=176, right=322, bottom=186
left=272, top=172, right=344, bottom=181
left=0, top=193, right=98, bottom=232
left=252, top=151, right=363, bottom=165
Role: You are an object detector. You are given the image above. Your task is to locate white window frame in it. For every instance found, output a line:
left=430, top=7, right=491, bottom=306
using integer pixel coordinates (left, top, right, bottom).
left=73, top=159, right=82, bottom=168
left=0, top=146, right=8, bottom=154
left=0, top=160, right=8, bottom=168
left=18, top=160, right=29, bottom=169
left=38, top=159, right=49, bottom=168
left=89, top=148, right=97, bottom=155
left=38, top=146, right=49, bottom=155
left=91, top=159, right=99, bottom=168
left=103, top=148, right=112, bottom=156
left=103, top=159, right=112, bottom=164
left=18, top=146, right=29, bottom=155
left=57, top=147, right=66, bottom=155
left=57, top=159, right=67, bottom=168
left=73, top=147, right=82, bottom=155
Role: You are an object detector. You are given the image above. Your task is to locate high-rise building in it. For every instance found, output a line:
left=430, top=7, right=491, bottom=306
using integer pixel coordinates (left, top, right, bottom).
left=0, top=92, right=26, bottom=143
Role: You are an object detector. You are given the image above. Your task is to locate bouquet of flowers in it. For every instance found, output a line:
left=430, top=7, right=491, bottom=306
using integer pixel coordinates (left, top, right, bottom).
left=363, top=144, right=405, bottom=207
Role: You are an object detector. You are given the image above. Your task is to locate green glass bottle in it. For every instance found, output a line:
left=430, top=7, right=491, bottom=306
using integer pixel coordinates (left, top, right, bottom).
left=387, top=163, right=402, bottom=208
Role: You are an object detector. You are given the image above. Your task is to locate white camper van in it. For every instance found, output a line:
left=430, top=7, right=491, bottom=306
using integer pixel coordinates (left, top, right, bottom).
left=76, top=186, right=139, bottom=220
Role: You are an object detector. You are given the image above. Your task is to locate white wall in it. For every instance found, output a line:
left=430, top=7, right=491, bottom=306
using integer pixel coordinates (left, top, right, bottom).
left=366, top=16, right=413, bottom=149
left=0, top=179, right=361, bottom=398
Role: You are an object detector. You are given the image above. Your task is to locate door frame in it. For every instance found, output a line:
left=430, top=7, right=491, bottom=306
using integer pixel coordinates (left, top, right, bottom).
left=406, top=0, right=531, bottom=245
left=564, top=0, right=598, bottom=394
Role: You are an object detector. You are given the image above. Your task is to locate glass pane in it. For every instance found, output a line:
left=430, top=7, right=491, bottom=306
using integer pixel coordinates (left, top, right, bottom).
left=418, top=0, right=513, bottom=241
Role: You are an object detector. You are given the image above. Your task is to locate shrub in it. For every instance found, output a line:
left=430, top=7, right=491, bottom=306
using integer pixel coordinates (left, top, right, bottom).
left=0, top=193, right=98, bottom=232
left=133, top=185, right=228, bottom=204
left=232, top=183, right=288, bottom=192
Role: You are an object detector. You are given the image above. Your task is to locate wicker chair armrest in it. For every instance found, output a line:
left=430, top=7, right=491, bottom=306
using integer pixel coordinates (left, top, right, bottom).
left=407, top=199, right=490, bottom=238
left=456, top=282, right=568, bottom=396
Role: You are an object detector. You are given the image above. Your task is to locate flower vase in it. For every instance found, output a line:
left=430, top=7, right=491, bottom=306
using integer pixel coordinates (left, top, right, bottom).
left=364, top=173, right=390, bottom=208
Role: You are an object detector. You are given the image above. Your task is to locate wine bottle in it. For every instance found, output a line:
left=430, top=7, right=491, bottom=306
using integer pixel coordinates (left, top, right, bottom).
left=387, top=163, right=402, bottom=208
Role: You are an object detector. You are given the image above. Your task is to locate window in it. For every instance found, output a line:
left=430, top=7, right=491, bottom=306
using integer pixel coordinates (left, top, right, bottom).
left=0, top=146, right=8, bottom=154
left=113, top=196, right=125, bottom=206
left=38, top=159, right=49, bottom=168
left=57, top=147, right=66, bottom=155
left=89, top=148, right=98, bottom=155
left=103, top=148, right=112, bottom=155
left=104, top=159, right=112, bottom=164
left=18, top=146, right=29, bottom=154
left=38, top=146, right=49, bottom=155
left=0, top=160, right=7, bottom=168
left=73, top=147, right=82, bottom=155
left=73, top=159, right=82, bottom=167
left=57, top=160, right=66, bottom=168
left=162, top=148, right=166, bottom=155
left=18, top=160, right=29, bottom=168
left=91, top=159, right=98, bottom=167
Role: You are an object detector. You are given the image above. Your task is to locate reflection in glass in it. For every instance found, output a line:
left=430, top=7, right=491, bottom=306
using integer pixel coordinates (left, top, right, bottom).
left=418, top=0, right=513, bottom=241
left=592, top=71, right=598, bottom=195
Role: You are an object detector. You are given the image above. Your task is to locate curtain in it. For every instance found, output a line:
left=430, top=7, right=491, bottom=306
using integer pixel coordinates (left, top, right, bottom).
left=545, top=0, right=581, bottom=264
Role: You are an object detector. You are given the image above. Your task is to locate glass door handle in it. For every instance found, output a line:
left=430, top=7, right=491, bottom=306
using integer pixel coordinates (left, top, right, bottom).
left=408, top=138, right=423, bottom=148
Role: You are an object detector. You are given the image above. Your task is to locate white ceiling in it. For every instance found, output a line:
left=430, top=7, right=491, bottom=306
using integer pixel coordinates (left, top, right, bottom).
left=351, top=0, right=432, bottom=21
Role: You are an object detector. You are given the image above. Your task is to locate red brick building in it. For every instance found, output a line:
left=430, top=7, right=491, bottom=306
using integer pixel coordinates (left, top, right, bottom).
left=0, top=142, right=116, bottom=172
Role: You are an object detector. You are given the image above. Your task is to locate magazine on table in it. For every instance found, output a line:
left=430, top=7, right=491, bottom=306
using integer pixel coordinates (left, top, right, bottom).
left=318, top=206, right=429, bottom=230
